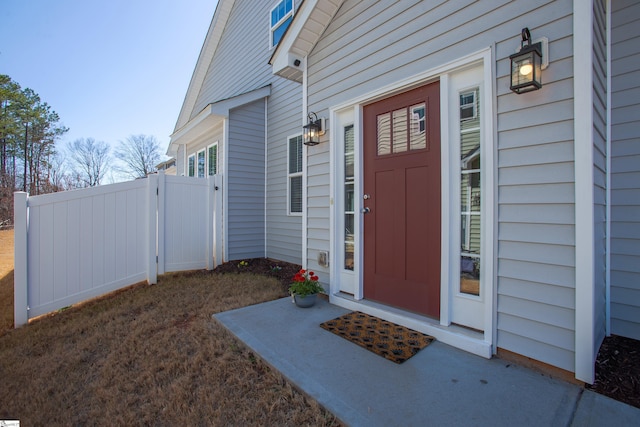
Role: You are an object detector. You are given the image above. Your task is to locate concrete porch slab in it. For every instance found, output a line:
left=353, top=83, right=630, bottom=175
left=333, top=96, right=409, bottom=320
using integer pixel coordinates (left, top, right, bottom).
left=214, top=297, right=640, bottom=426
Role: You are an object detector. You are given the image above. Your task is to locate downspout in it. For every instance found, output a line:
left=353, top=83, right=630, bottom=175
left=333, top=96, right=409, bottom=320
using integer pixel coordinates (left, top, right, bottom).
left=302, top=57, right=308, bottom=270
left=264, top=97, right=268, bottom=258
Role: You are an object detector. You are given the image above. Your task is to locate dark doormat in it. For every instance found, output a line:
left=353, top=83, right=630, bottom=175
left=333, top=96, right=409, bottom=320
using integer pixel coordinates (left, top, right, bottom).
left=320, top=311, right=435, bottom=363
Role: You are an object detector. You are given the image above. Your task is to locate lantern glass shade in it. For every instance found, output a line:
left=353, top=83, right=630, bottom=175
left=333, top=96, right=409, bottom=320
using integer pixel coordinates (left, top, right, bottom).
left=510, top=42, right=542, bottom=94
left=303, top=120, right=321, bottom=146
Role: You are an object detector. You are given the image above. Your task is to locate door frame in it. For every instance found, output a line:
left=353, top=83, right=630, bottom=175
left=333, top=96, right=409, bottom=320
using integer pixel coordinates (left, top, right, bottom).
left=329, top=48, right=495, bottom=358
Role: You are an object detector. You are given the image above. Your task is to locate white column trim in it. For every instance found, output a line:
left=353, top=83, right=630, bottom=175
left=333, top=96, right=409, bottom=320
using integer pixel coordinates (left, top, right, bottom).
left=222, top=118, right=230, bottom=262
left=574, top=0, right=596, bottom=384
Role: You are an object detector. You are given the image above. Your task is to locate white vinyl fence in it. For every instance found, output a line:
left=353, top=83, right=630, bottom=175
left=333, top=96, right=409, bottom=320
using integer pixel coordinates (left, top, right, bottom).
left=14, top=172, right=223, bottom=326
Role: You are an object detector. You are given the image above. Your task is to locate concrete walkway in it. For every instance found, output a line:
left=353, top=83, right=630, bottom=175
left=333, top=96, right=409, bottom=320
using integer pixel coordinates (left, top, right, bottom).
left=214, top=297, right=640, bottom=426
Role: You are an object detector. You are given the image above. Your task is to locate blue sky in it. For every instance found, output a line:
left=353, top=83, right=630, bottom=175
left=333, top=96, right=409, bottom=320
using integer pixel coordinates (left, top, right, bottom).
left=0, top=0, right=218, bottom=160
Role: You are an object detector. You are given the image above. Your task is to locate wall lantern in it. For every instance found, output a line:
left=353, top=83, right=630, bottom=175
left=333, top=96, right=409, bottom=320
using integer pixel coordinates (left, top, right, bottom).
left=303, top=112, right=325, bottom=146
left=510, top=28, right=543, bottom=94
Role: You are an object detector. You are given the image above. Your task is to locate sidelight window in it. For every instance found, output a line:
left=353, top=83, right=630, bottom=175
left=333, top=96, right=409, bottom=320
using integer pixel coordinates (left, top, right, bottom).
left=459, top=88, right=481, bottom=296
left=344, top=124, right=355, bottom=271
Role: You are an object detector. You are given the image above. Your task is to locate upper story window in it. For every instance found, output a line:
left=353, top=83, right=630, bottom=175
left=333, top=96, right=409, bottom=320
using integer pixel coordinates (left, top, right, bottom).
left=270, top=0, right=294, bottom=47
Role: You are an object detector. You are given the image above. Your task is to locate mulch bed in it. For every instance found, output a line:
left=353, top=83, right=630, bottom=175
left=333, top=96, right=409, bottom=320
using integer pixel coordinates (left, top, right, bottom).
left=212, top=258, right=640, bottom=409
left=212, top=257, right=301, bottom=291
left=587, top=335, right=640, bottom=409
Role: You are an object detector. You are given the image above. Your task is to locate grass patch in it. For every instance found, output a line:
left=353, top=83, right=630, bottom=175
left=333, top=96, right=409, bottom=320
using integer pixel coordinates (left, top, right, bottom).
left=0, top=229, right=14, bottom=332
left=0, top=270, right=338, bottom=425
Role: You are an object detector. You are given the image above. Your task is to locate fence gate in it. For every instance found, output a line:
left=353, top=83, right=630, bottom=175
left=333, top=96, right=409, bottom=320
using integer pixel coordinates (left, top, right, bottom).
left=13, top=172, right=223, bottom=326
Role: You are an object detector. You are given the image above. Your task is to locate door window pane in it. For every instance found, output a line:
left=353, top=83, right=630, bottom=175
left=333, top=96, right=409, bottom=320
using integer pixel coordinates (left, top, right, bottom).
left=377, top=113, right=391, bottom=155
left=410, top=104, right=427, bottom=150
left=378, top=105, right=428, bottom=156
left=392, top=108, right=408, bottom=153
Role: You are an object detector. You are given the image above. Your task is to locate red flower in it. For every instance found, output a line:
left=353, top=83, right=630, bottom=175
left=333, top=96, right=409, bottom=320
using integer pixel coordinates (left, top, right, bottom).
left=291, top=269, right=319, bottom=284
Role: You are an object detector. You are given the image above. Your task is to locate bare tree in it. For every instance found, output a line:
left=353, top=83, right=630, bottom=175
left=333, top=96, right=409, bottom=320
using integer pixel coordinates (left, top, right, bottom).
left=114, top=134, right=161, bottom=179
left=67, top=138, right=110, bottom=187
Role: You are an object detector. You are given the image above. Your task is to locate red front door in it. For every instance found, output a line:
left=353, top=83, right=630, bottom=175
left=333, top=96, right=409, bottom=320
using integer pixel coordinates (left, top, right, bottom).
left=362, top=81, right=441, bottom=318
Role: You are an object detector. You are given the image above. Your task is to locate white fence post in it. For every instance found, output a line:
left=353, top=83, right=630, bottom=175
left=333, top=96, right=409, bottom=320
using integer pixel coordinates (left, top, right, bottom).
left=206, top=175, right=214, bottom=270
left=147, top=174, right=159, bottom=285
left=157, top=172, right=166, bottom=275
left=14, top=192, right=29, bottom=327
left=213, top=174, right=224, bottom=268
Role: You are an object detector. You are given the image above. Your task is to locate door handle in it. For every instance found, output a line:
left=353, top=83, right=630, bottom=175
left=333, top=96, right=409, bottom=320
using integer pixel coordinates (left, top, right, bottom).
left=361, top=207, right=371, bottom=214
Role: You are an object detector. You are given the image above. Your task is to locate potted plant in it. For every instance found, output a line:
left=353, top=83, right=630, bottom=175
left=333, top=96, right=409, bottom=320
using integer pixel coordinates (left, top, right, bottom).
left=289, top=269, right=324, bottom=308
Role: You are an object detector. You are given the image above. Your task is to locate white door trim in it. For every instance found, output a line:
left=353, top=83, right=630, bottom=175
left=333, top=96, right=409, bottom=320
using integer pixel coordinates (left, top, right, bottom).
left=328, top=48, right=495, bottom=358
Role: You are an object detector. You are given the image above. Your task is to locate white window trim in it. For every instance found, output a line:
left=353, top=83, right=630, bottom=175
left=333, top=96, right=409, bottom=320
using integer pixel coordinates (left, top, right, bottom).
left=287, top=133, right=303, bottom=216
left=327, top=48, right=495, bottom=359
left=269, top=0, right=295, bottom=49
left=330, top=111, right=358, bottom=296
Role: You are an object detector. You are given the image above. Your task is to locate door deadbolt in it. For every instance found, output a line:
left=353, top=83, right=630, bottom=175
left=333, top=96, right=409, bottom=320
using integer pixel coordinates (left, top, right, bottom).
left=363, top=194, right=371, bottom=200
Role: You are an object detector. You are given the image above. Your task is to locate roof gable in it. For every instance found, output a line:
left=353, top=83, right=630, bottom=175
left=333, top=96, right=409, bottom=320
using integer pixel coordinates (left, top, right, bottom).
left=173, top=0, right=236, bottom=132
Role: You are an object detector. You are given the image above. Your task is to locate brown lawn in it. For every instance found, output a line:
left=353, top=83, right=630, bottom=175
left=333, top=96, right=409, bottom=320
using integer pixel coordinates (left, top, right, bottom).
left=0, top=232, right=338, bottom=425
left=0, top=229, right=14, bottom=332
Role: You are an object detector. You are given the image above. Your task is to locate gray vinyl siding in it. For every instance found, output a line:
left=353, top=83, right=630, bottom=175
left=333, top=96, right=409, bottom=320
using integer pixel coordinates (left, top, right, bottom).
left=192, top=0, right=275, bottom=118
left=176, top=145, right=185, bottom=176
left=592, top=0, right=607, bottom=353
left=306, top=0, right=578, bottom=371
left=179, top=0, right=303, bottom=264
left=227, top=99, right=266, bottom=260
left=610, top=1, right=640, bottom=341
left=266, top=77, right=303, bottom=264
